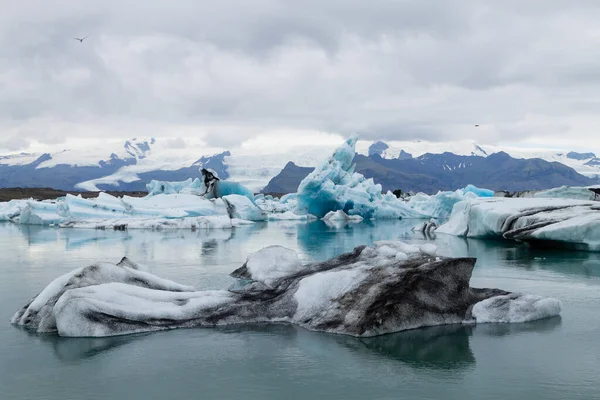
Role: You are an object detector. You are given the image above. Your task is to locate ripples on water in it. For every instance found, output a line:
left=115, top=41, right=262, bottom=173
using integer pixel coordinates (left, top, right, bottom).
left=0, top=221, right=599, bottom=400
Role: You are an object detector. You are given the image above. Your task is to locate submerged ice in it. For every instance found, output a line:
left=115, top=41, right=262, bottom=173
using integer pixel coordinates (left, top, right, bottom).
left=13, top=241, right=561, bottom=338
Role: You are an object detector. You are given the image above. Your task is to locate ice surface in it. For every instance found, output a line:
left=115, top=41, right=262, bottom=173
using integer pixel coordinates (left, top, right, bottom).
left=296, top=136, right=426, bottom=219
left=437, top=197, right=600, bottom=250
left=13, top=242, right=561, bottom=337
left=11, top=257, right=195, bottom=333
left=244, top=245, right=303, bottom=287
left=54, top=285, right=234, bottom=337
left=419, top=243, right=438, bottom=256
left=293, top=268, right=368, bottom=322
left=469, top=294, right=562, bottom=323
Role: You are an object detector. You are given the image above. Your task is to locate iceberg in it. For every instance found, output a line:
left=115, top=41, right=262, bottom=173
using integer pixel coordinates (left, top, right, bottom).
left=146, top=168, right=257, bottom=205
left=322, top=210, right=364, bottom=222
left=222, top=194, right=267, bottom=221
left=254, top=193, right=298, bottom=214
left=0, top=199, right=28, bottom=221
left=406, top=185, right=493, bottom=219
left=437, top=197, right=600, bottom=250
left=462, top=184, right=494, bottom=197
left=2, top=192, right=255, bottom=229
left=533, top=185, right=600, bottom=201
left=296, top=136, right=425, bottom=219
left=13, top=241, right=560, bottom=338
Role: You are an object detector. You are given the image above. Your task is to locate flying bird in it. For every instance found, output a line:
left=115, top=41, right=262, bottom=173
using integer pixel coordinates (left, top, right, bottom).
left=73, top=33, right=91, bottom=43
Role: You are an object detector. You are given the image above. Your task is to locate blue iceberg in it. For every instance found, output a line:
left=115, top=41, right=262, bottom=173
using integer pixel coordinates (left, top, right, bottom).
left=406, top=185, right=494, bottom=219
left=296, top=136, right=424, bottom=219
left=461, top=184, right=494, bottom=198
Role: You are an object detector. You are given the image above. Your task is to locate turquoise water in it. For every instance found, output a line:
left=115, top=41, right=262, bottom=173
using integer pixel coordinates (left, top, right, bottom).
left=1, top=221, right=599, bottom=400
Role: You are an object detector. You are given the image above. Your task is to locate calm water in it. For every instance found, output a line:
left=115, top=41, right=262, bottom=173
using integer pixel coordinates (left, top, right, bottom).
left=1, top=221, right=599, bottom=400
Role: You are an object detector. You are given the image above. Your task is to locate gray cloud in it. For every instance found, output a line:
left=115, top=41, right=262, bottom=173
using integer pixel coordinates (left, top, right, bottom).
left=164, top=137, right=187, bottom=149
left=2, top=1, right=600, bottom=150
left=0, top=136, right=31, bottom=151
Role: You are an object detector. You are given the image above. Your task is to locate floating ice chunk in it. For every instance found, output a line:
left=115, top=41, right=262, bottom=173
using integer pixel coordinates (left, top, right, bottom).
left=296, top=136, right=425, bottom=219
left=244, top=246, right=304, bottom=287
left=18, top=201, right=63, bottom=225
left=13, top=242, right=561, bottom=338
left=223, top=194, right=267, bottom=221
left=469, top=294, right=562, bottom=323
left=10, top=192, right=233, bottom=227
left=0, top=199, right=28, bottom=221
left=213, top=181, right=256, bottom=204
left=395, top=252, right=408, bottom=261
left=437, top=197, right=600, bottom=250
left=322, top=210, right=364, bottom=222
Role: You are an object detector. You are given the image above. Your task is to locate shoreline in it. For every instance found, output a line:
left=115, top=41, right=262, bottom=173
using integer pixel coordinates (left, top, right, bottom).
left=0, top=187, right=147, bottom=202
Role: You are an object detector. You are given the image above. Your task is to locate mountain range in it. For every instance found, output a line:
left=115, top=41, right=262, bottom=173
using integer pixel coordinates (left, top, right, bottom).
left=0, top=137, right=599, bottom=195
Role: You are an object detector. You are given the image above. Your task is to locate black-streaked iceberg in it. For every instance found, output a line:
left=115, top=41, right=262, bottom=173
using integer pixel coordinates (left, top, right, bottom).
left=437, top=197, right=600, bottom=250
left=12, top=241, right=560, bottom=338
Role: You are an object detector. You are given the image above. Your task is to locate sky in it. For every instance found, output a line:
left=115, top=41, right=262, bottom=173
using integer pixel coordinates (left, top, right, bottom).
left=2, top=0, right=600, bottom=153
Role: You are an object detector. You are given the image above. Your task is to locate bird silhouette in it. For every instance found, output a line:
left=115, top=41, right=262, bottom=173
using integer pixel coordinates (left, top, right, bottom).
left=73, top=33, right=91, bottom=43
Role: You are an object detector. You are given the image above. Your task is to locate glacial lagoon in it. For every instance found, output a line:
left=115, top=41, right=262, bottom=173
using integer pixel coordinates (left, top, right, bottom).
left=1, top=220, right=599, bottom=400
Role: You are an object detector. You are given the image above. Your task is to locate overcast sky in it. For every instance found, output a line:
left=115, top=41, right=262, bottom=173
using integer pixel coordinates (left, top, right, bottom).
left=2, top=0, right=600, bottom=152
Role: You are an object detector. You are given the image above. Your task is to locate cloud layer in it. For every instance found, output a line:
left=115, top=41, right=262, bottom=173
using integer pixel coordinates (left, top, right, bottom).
left=2, top=0, right=600, bottom=152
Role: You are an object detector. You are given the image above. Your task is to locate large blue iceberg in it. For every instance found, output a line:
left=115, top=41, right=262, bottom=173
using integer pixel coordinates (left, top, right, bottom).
left=296, top=136, right=424, bottom=219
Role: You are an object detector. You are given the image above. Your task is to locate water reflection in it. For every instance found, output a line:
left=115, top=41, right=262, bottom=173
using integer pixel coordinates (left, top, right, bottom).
left=26, top=318, right=561, bottom=372
left=436, top=234, right=600, bottom=279
left=7, top=220, right=600, bottom=281
left=335, top=324, right=476, bottom=370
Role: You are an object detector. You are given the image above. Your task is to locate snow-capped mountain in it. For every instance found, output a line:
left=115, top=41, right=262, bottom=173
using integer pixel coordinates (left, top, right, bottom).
left=0, top=137, right=598, bottom=193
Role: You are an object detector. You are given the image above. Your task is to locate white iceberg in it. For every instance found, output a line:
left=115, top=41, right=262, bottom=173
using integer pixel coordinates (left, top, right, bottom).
left=533, top=185, right=600, bottom=201
left=254, top=193, right=298, bottom=214
left=296, top=136, right=425, bottom=220
left=0, top=199, right=28, bottom=221
left=322, top=210, right=364, bottom=222
left=13, top=242, right=560, bottom=338
left=437, top=197, right=600, bottom=250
